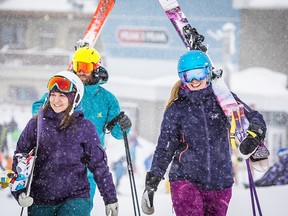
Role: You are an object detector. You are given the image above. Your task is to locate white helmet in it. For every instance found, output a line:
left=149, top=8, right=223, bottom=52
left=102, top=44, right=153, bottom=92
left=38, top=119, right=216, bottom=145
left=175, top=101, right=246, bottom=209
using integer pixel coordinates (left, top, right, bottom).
left=49, top=71, right=84, bottom=111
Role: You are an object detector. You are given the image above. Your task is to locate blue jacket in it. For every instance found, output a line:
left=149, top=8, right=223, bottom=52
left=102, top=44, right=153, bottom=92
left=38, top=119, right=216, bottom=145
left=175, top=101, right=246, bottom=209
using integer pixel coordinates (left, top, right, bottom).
left=32, top=83, right=125, bottom=146
left=12, top=107, right=117, bottom=205
left=150, top=84, right=266, bottom=190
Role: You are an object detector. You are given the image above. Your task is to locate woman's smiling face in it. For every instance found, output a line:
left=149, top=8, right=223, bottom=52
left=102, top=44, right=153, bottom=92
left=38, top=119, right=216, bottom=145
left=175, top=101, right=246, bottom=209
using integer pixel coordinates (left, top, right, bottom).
left=186, top=77, right=208, bottom=91
left=49, top=92, right=69, bottom=113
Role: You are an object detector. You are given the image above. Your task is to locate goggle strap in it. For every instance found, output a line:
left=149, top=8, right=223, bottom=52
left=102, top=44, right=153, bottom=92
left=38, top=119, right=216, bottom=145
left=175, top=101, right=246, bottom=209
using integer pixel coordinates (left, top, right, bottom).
left=69, top=92, right=80, bottom=116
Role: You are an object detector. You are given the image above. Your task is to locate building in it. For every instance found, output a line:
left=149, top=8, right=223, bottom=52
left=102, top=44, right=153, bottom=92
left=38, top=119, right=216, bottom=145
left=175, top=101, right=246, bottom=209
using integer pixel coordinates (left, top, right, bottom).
left=233, top=0, right=288, bottom=74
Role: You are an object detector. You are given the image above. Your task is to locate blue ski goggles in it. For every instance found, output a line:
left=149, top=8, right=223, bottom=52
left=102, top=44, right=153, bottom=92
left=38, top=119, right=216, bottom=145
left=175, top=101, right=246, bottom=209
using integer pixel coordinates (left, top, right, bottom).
left=178, top=67, right=210, bottom=83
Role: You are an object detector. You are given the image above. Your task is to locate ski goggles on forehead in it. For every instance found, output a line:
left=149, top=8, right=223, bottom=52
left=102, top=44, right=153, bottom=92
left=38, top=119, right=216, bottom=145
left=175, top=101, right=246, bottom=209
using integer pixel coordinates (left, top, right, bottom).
left=179, top=67, right=210, bottom=84
left=73, top=62, right=99, bottom=74
left=47, top=76, right=74, bottom=93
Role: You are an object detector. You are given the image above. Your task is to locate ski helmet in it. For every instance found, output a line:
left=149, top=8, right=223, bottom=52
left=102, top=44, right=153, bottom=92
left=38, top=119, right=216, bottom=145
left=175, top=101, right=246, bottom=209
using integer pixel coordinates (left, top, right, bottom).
left=277, top=148, right=288, bottom=157
left=48, top=71, right=84, bottom=109
left=177, top=50, right=212, bottom=83
left=72, top=47, right=101, bottom=64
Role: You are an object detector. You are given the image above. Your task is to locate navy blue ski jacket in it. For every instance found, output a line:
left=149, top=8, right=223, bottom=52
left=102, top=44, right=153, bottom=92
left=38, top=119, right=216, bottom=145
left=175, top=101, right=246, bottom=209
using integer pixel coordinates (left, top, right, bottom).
left=150, top=84, right=266, bottom=190
left=12, top=107, right=117, bottom=205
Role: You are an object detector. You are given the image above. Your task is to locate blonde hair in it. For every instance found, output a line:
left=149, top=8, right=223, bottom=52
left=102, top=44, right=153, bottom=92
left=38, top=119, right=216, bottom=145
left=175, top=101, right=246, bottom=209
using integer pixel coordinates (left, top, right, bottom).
left=165, top=80, right=182, bottom=109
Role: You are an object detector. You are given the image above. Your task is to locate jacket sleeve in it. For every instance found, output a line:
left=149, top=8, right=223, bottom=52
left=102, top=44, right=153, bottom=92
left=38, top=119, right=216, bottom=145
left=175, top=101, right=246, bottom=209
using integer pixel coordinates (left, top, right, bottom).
left=105, top=91, right=130, bottom=139
left=232, top=92, right=267, bottom=137
left=84, top=121, right=117, bottom=205
left=32, top=93, right=48, bottom=116
left=150, top=106, right=181, bottom=178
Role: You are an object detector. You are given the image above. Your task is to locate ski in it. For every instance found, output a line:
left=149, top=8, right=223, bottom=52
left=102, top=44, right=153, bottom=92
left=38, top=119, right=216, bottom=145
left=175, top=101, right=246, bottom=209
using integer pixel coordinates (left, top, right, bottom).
left=68, top=0, right=115, bottom=70
left=158, top=0, right=207, bottom=52
left=10, top=149, right=35, bottom=192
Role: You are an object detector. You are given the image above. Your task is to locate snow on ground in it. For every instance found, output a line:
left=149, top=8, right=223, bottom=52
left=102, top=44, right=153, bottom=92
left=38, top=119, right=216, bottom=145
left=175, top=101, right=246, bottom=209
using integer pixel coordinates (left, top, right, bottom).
left=1, top=135, right=288, bottom=215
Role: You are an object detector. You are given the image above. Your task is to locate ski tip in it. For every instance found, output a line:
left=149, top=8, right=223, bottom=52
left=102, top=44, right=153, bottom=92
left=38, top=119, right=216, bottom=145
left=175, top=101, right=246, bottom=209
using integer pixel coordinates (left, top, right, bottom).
left=158, top=0, right=179, bottom=11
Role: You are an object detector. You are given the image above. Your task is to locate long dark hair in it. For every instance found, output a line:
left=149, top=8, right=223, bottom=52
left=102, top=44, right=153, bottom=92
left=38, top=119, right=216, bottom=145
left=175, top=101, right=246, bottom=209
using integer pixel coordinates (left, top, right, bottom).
left=43, top=102, right=74, bottom=129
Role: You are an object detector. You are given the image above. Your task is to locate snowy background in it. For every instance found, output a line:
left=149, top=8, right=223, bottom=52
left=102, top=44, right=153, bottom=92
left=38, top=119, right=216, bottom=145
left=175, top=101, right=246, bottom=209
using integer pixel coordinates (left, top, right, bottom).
left=1, top=0, right=288, bottom=215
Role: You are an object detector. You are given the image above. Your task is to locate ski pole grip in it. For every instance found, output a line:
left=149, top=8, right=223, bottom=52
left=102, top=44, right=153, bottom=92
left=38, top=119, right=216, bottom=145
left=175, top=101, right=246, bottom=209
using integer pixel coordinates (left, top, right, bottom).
left=103, top=111, right=125, bottom=133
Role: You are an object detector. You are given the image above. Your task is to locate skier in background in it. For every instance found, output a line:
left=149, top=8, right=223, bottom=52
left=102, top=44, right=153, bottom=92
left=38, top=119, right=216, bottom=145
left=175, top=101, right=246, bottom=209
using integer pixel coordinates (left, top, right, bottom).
left=32, top=46, right=131, bottom=214
left=252, top=148, right=288, bottom=187
left=144, top=153, right=153, bottom=173
left=111, top=156, right=126, bottom=192
left=5, top=117, right=19, bottom=170
left=141, top=50, right=267, bottom=215
left=12, top=71, right=118, bottom=216
left=128, top=131, right=140, bottom=172
left=0, top=123, right=8, bottom=171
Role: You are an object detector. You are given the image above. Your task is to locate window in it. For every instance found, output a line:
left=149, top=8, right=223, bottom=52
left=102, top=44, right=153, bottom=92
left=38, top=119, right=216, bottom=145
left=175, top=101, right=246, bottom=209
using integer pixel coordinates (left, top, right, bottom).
left=9, top=86, right=38, bottom=103
left=0, top=24, right=25, bottom=49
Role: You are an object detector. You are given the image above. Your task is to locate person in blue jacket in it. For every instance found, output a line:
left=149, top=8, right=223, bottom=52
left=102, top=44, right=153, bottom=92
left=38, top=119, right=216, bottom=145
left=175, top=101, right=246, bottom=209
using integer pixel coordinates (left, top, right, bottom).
left=32, top=47, right=131, bottom=214
left=12, top=71, right=118, bottom=216
left=141, top=50, right=267, bottom=216
left=253, top=148, right=288, bottom=187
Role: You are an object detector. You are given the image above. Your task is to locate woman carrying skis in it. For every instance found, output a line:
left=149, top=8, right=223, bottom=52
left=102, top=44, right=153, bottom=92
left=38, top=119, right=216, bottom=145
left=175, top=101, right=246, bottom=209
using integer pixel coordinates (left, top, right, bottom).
left=11, top=71, right=118, bottom=216
left=141, top=50, right=267, bottom=216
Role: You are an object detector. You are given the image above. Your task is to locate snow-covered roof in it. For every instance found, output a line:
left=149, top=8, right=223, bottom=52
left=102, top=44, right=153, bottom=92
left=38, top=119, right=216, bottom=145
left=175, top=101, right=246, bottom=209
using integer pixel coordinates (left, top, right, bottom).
left=0, top=0, right=97, bottom=13
left=230, top=67, right=288, bottom=111
left=233, top=0, right=288, bottom=9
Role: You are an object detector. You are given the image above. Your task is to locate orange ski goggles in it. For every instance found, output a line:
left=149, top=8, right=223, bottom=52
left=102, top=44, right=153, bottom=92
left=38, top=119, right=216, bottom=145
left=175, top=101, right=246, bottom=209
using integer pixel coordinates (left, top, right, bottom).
left=47, top=76, right=74, bottom=93
left=73, top=62, right=99, bottom=74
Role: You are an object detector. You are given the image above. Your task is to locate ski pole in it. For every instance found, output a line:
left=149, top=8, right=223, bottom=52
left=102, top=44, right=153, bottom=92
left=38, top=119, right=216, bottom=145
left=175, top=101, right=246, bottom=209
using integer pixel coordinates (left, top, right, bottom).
left=246, top=159, right=263, bottom=216
left=123, top=130, right=141, bottom=216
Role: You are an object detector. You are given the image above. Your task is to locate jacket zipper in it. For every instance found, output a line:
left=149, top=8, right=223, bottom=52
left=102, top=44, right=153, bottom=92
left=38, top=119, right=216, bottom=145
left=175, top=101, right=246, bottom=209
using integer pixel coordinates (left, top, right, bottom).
left=200, top=101, right=211, bottom=182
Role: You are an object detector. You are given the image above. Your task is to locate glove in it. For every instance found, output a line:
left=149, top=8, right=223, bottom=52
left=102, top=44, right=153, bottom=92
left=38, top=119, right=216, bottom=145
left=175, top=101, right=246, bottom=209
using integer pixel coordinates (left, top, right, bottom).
left=118, top=114, right=132, bottom=131
left=141, top=172, right=162, bottom=215
left=18, top=192, right=34, bottom=207
left=142, top=189, right=155, bottom=215
left=95, top=66, right=109, bottom=85
left=105, top=202, right=118, bottom=216
left=211, top=68, right=223, bottom=79
left=91, top=66, right=109, bottom=85
left=239, top=124, right=265, bottom=159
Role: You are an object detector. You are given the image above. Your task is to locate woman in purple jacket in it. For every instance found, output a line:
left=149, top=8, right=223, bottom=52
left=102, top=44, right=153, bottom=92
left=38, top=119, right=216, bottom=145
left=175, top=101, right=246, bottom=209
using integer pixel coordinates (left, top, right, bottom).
left=141, top=50, right=266, bottom=216
left=12, top=71, right=118, bottom=216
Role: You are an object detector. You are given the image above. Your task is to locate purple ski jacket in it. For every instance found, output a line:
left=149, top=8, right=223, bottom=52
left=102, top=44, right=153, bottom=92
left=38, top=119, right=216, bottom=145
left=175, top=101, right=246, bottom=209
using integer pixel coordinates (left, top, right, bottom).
left=12, top=107, right=117, bottom=205
left=150, top=84, right=266, bottom=190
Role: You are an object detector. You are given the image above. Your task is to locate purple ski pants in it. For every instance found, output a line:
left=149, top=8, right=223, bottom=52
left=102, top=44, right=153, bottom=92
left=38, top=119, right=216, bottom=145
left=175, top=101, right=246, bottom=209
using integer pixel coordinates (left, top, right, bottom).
left=170, top=180, right=232, bottom=216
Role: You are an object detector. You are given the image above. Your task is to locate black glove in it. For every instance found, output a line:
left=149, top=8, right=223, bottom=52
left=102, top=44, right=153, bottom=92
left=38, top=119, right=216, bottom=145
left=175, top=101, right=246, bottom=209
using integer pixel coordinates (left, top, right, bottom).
left=211, top=68, right=223, bottom=79
left=95, top=66, right=109, bottom=85
left=103, top=112, right=131, bottom=133
left=141, top=172, right=162, bottom=215
left=239, top=124, right=265, bottom=159
left=118, top=114, right=132, bottom=131
left=90, top=66, right=109, bottom=85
